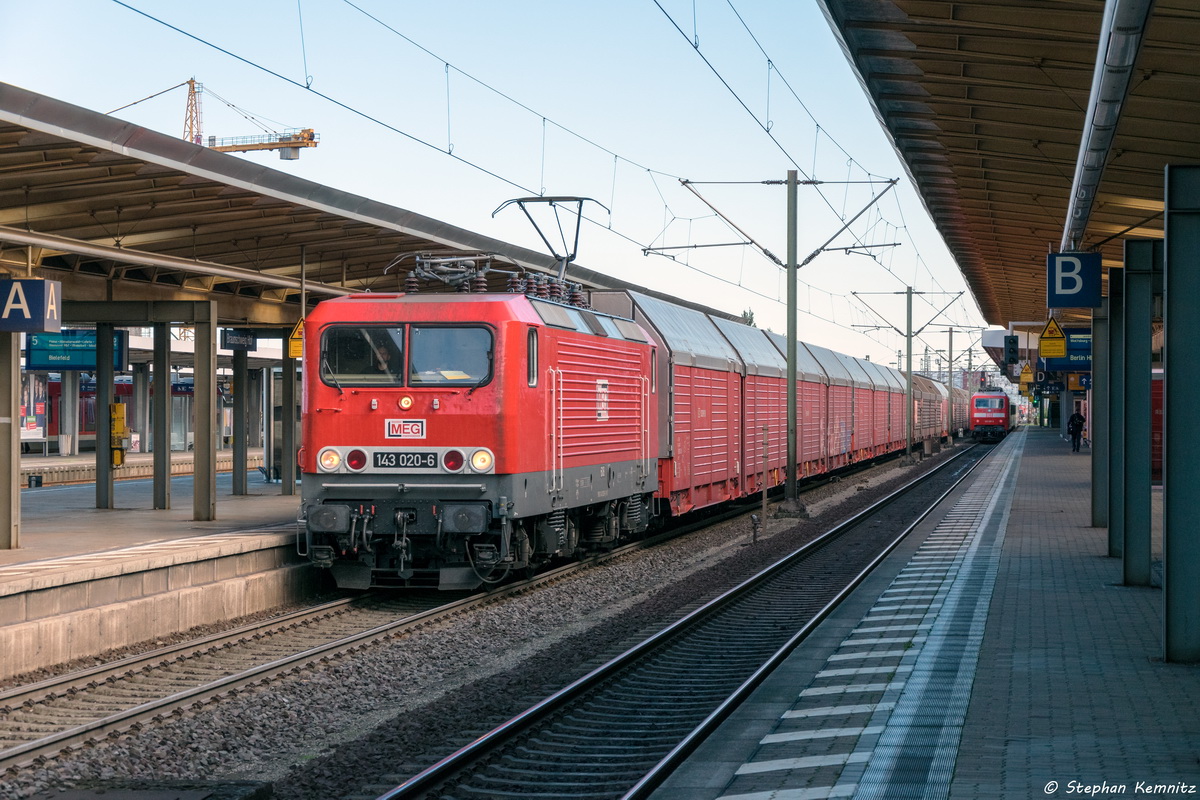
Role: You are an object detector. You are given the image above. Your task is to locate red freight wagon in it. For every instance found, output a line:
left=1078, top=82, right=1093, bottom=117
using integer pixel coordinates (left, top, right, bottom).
left=803, top=343, right=856, bottom=470
left=763, top=334, right=831, bottom=478
left=595, top=292, right=744, bottom=516
left=710, top=316, right=789, bottom=495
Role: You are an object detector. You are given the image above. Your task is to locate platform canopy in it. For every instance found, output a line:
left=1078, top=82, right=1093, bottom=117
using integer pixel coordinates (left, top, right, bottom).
left=0, top=82, right=643, bottom=327
left=819, top=0, right=1200, bottom=330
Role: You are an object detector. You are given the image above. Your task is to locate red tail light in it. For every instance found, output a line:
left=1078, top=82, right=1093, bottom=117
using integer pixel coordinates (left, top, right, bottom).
left=442, top=450, right=464, bottom=471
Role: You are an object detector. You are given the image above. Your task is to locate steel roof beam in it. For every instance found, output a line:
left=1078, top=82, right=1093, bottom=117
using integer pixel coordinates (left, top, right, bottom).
left=1062, top=0, right=1156, bottom=251
left=0, top=224, right=353, bottom=297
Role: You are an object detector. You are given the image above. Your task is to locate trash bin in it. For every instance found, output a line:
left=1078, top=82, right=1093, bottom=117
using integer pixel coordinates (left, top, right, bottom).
left=28, top=475, right=43, bottom=488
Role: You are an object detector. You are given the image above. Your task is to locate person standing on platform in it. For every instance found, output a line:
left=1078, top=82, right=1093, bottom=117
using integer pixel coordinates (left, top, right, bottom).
left=1067, top=410, right=1086, bottom=452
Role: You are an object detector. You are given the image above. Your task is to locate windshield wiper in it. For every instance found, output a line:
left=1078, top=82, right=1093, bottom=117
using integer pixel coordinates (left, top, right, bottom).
left=466, top=352, right=494, bottom=396
left=322, top=356, right=344, bottom=395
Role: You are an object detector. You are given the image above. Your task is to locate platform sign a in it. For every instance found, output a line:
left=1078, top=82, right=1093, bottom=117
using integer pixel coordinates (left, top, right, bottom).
left=1047, top=252, right=1102, bottom=308
left=0, top=279, right=61, bottom=332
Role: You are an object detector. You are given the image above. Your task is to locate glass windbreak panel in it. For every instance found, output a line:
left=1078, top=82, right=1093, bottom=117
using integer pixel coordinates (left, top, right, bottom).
left=322, top=326, right=405, bottom=386
left=974, top=397, right=1005, bottom=409
left=410, top=326, right=493, bottom=386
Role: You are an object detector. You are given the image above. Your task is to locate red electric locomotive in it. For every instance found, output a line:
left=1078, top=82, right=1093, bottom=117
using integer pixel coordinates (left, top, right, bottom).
left=300, top=291, right=657, bottom=590
left=969, top=387, right=1014, bottom=442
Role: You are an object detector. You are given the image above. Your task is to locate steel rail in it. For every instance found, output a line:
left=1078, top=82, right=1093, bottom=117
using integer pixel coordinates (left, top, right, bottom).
left=623, top=443, right=990, bottom=798
left=377, top=444, right=984, bottom=799
left=0, top=517, right=712, bottom=775
left=0, top=446, right=932, bottom=778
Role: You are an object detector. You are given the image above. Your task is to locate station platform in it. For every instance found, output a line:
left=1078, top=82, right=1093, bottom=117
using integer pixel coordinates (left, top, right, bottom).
left=0, top=453, right=314, bottom=681
left=651, top=427, right=1196, bottom=800
left=17, top=447, right=265, bottom=490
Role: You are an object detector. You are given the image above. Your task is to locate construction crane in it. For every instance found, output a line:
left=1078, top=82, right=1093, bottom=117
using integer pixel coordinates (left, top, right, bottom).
left=184, top=78, right=318, bottom=160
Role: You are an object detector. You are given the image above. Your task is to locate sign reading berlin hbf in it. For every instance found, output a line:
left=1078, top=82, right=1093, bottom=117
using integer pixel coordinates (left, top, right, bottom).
left=1047, top=252, right=1102, bottom=308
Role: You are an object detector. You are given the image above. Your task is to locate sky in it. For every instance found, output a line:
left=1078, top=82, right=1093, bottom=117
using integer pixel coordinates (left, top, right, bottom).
left=0, top=0, right=995, bottom=372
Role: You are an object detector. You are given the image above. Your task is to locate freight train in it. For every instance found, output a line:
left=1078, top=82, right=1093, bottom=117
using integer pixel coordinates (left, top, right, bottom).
left=299, top=285, right=969, bottom=591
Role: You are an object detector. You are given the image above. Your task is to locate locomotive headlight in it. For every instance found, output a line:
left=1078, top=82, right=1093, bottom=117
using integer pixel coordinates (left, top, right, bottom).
left=398, top=395, right=414, bottom=410
left=470, top=449, right=494, bottom=472
left=318, top=448, right=342, bottom=471
left=346, top=449, right=368, bottom=471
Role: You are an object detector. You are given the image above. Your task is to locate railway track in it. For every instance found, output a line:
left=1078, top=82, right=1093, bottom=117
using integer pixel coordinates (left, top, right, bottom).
left=372, top=444, right=988, bottom=800
left=0, top=445, right=951, bottom=785
left=0, top=494, right=763, bottom=777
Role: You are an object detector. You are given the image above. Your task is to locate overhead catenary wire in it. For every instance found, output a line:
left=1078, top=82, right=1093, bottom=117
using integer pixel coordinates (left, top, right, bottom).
left=107, top=0, right=977, bottom=350
left=659, top=0, right=984, bottom=325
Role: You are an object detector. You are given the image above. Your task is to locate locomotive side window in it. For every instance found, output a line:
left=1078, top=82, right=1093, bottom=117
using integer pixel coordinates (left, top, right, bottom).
left=409, top=326, right=493, bottom=387
left=321, top=327, right=405, bottom=386
left=527, top=328, right=538, bottom=387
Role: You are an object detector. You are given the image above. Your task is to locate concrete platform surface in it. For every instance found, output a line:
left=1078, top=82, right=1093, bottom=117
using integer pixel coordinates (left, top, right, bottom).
left=0, top=460, right=310, bottom=680
left=651, top=428, right=1193, bottom=800
left=4, top=451, right=299, bottom=568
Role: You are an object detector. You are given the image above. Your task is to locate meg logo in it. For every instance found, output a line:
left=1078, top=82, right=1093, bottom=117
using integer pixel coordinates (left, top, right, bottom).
left=386, top=419, right=426, bottom=439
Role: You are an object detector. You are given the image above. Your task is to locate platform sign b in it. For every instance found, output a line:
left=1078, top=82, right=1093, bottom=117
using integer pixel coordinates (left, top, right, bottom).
left=1047, top=252, right=1102, bottom=308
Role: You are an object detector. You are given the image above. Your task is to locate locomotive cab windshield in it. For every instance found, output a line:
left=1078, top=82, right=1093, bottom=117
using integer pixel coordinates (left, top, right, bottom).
left=409, top=325, right=493, bottom=386
left=322, top=327, right=405, bottom=385
left=319, top=324, right=493, bottom=388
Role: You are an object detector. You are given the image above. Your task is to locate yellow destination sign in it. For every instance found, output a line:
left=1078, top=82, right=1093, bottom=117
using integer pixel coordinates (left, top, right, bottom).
left=1039, top=318, right=1066, bottom=359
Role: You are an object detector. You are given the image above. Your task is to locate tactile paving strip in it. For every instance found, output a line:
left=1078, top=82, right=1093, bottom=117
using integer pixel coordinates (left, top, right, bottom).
left=714, top=436, right=1025, bottom=800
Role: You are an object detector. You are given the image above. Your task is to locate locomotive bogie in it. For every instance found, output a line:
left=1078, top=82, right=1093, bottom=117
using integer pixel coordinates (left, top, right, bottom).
left=301, top=461, right=653, bottom=589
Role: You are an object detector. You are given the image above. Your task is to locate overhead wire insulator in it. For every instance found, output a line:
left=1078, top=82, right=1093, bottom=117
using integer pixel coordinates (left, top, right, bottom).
left=571, top=284, right=589, bottom=308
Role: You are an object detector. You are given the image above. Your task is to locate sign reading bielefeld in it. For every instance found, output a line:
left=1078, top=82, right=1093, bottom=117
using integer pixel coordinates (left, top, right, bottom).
left=1047, top=252, right=1102, bottom=308
left=0, top=279, right=62, bottom=332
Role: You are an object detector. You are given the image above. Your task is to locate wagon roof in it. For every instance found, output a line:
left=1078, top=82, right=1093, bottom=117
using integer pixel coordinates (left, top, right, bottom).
left=797, top=342, right=855, bottom=387
left=709, top=317, right=785, bottom=378
left=858, top=359, right=904, bottom=392
left=762, top=332, right=829, bottom=384
left=622, top=292, right=742, bottom=371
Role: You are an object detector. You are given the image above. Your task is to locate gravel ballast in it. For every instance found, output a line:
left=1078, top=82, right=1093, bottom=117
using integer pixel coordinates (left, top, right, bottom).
left=4, top=449, right=957, bottom=800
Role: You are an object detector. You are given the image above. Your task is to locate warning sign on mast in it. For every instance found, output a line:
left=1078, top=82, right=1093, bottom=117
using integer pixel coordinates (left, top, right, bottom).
left=1039, top=318, right=1066, bottom=359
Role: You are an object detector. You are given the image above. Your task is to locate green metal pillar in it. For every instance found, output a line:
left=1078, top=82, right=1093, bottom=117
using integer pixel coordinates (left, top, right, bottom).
left=193, top=307, right=216, bottom=521
left=1164, top=164, right=1200, bottom=662
left=1122, top=240, right=1158, bottom=586
left=1, top=333, right=19, bottom=549
left=281, top=346, right=297, bottom=496
left=1090, top=299, right=1109, bottom=528
left=1107, top=269, right=1125, bottom=559
left=153, top=322, right=171, bottom=510
left=232, top=347, right=248, bottom=496
left=95, top=322, right=114, bottom=510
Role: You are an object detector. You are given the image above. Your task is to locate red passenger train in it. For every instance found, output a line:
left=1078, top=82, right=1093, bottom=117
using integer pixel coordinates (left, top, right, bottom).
left=300, top=286, right=968, bottom=590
